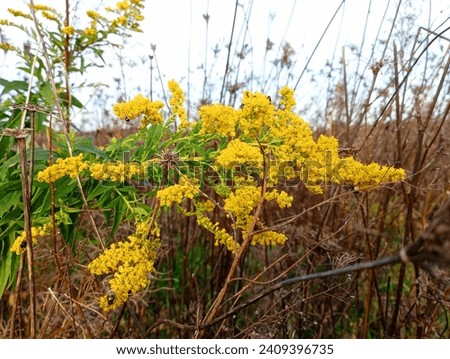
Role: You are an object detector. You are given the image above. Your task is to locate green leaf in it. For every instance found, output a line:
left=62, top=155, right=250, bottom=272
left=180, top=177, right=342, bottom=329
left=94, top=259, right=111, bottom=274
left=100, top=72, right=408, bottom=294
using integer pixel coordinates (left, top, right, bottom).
left=70, top=95, right=83, bottom=109
left=87, top=182, right=110, bottom=202
left=0, top=251, right=13, bottom=298
left=0, top=79, right=29, bottom=96
left=40, top=82, right=55, bottom=106
left=0, top=190, right=21, bottom=214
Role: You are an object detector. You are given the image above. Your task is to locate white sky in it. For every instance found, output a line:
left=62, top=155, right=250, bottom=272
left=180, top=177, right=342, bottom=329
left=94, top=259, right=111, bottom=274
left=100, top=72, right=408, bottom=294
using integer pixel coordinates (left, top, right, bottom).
left=1, top=0, right=449, bottom=129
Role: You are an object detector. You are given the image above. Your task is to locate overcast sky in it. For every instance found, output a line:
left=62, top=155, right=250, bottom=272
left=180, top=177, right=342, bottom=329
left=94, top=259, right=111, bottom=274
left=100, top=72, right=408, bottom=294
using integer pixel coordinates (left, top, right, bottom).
left=1, top=0, right=449, bottom=129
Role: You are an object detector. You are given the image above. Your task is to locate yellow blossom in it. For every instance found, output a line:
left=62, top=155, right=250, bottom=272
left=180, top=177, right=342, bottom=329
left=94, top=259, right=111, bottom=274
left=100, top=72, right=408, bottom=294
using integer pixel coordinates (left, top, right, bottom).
left=264, top=189, right=293, bottom=208
left=84, top=27, right=97, bottom=36
left=41, top=11, right=57, bottom=21
left=196, top=214, right=239, bottom=252
left=113, top=94, right=164, bottom=128
left=10, top=223, right=51, bottom=255
left=7, top=8, right=32, bottom=20
left=168, top=80, right=188, bottom=129
left=61, top=26, right=75, bottom=36
left=86, top=10, right=102, bottom=20
left=37, top=154, right=88, bottom=183
left=237, top=91, right=275, bottom=138
left=216, top=139, right=263, bottom=169
left=251, top=231, right=287, bottom=246
left=116, top=1, right=130, bottom=10
left=89, top=161, right=145, bottom=182
left=199, top=104, right=237, bottom=137
left=279, top=86, right=296, bottom=111
left=31, top=4, right=54, bottom=12
left=224, top=185, right=261, bottom=229
left=88, top=220, right=160, bottom=311
left=157, top=177, right=199, bottom=207
left=112, top=15, right=127, bottom=27
left=0, top=42, right=16, bottom=51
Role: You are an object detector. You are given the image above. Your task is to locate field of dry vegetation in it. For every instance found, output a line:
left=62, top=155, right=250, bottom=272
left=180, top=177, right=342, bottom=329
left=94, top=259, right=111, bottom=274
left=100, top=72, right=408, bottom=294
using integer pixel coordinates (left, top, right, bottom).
left=0, top=0, right=449, bottom=339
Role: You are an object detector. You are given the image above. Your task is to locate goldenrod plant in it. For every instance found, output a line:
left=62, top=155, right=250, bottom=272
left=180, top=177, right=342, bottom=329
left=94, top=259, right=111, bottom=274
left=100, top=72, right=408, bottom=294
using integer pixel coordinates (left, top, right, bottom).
left=1, top=0, right=448, bottom=339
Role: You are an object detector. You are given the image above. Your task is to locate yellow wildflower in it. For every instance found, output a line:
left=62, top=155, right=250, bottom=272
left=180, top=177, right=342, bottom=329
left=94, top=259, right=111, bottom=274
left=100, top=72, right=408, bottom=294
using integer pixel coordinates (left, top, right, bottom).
left=113, top=94, right=164, bottom=128
left=116, top=1, right=130, bottom=10
left=89, top=220, right=160, bottom=311
left=10, top=223, right=51, bottom=255
left=196, top=214, right=239, bottom=252
left=31, top=4, right=54, bottom=12
left=251, top=231, right=287, bottom=246
left=157, top=177, right=199, bottom=207
left=199, top=104, right=237, bottom=137
left=264, top=189, right=293, bottom=208
left=61, top=26, right=75, bottom=36
left=7, top=8, right=32, bottom=20
left=216, top=139, right=263, bottom=169
left=112, top=16, right=128, bottom=27
left=86, top=10, right=102, bottom=20
left=84, top=27, right=97, bottom=36
left=238, top=91, right=275, bottom=138
left=41, top=11, right=57, bottom=21
left=89, top=162, right=144, bottom=182
left=37, top=154, right=88, bottom=183
left=0, top=43, right=16, bottom=52
left=168, top=80, right=188, bottom=129
left=278, top=86, right=296, bottom=111
left=224, top=185, right=261, bottom=229
left=338, top=157, right=406, bottom=190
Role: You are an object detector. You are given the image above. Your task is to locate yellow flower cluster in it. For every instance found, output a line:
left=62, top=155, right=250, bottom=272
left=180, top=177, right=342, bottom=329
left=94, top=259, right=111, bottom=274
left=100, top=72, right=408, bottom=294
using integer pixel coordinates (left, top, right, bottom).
left=238, top=91, right=275, bottom=138
left=7, top=8, right=32, bottom=20
left=0, top=42, right=15, bottom=51
left=278, top=86, right=296, bottom=111
left=198, top=104, right=237, bottom=137
left=87, top=10, right=102, bottom=20
left=264, top=189, right=293, bottom=209
left=89, top=161, right=145, bottom=182
left=338, top=157, right=406, bottom=190
left=216, top=139, right=263, bottom=169
left=37, top=154, right=88, bottom=183
left=168, top=80, right=188, bottom=129
left=113, top=94, right=164, bottom=128
left=10, top=223, right=51, bottom=255
left=31, top=4, right=54, bottom=12
left=251, top=231, right=287, bottom=246
left=224, top=185, right=261, bottom=230
left=88, top=220, right=160, bottom=311
left=61, top=26, right=75, bottom=36
left=196, top=214, right=239, bottom=252
left=108, top=0, right=144, bottom=32
left=156, top=177, right=199, bottom=207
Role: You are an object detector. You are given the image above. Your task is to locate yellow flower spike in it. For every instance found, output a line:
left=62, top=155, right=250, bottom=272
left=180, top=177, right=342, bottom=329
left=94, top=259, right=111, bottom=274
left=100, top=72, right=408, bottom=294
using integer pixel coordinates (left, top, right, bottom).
left=216, top=139, right=263, bottom=169
left=264, top=189, right=293, bottom=209
left=199, top=104, right=237, bottom=137
left=168, top=80, right=188, bottom=129
left=61, top=26, right=75, bottom=36
left=196, top=214, right=239, bottom=253
left=37, top=154, right=88, bottom=183
left=0, top=42, right=16, bottom=51
left=157, top=177, right=199, bottom=207
left=7, top=8, right=33, bottom=20
left=10, top=223, right=51, bottom=255
left=116, top=1, right=130, bottom=10
left=86, top=10, right=102, bottom=20
left=238, top=91, right=275, bottom=138
left=251, top=231, right=287, bottom=246
left=89, top=219, right=160, bottom=312
left=41, top=11, right=57, bottom=21
left=113, top=94, right=164, bottom=127
left=278, top=86, right=296, bottom=111
left=224, top=185, right=261, bottom=229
